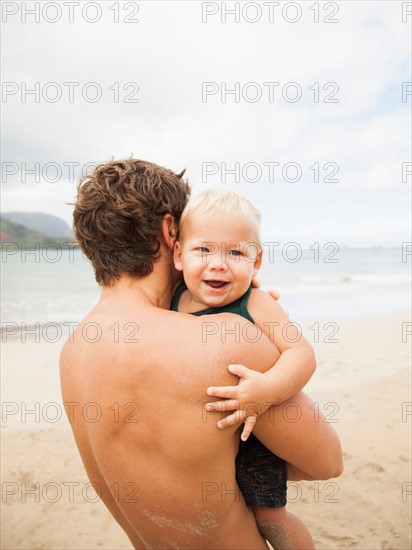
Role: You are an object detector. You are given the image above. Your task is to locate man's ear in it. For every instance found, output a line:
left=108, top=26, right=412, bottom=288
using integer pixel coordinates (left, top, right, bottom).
left=174, top=241, right=183, bottom=271
left=253, top=250, right=263, bottom=277
left=162, top=214, right=177, bottom=250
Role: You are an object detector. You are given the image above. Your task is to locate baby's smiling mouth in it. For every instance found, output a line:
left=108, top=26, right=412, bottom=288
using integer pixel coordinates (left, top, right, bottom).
left=204, top=280, right=229, bottom=289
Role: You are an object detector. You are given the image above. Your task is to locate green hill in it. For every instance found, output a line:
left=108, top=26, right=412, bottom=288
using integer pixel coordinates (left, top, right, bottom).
left=1, top=212, right=74, bottom=239
left=0, top=218, right=76, bottom=249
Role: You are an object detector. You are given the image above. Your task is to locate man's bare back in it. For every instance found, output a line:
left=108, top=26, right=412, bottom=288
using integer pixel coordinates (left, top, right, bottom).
left=60, top=281, right=278, bottom=549
left=62, top=158, right=342, bottom=548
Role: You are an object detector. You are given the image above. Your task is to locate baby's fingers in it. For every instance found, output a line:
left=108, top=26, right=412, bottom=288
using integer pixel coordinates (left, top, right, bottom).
left=206, top=385, right=238, bottom=399
left=267, top=289, right=280, bottom=301
left=205, top=400, right=240, bottom=413
left=240, top=416, right=257, bottom=441
left=216, top=410, right=247, bottom=430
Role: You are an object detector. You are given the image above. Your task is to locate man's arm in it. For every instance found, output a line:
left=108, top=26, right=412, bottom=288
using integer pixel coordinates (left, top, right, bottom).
left=253, top=391, right=343, bottom=481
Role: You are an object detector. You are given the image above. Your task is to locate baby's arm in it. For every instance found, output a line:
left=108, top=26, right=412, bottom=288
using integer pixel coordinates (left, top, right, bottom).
left=249, top=288, right=316, bottom=402
left=206, top=289, right=316, bottom=439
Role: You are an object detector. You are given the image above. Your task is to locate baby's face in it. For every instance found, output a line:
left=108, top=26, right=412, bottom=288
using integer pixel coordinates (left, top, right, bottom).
left=174, top=212, right=261, bottom=309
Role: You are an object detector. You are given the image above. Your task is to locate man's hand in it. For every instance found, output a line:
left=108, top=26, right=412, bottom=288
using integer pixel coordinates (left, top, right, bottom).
left=205, top=364, right=274, bottom=441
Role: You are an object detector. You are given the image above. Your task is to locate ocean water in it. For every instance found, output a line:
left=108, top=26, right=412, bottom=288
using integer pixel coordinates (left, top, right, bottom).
left=1, top=247, right=99, bottom=327
left=259, top=246, right=411, bottom=319
left=1, top=246, right=410, bottom=430
left=1, top=246, right=410, bottom=327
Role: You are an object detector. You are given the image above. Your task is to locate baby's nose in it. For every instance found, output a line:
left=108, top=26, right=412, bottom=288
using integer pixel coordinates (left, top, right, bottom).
left=208, top=258, right=227, bottom=270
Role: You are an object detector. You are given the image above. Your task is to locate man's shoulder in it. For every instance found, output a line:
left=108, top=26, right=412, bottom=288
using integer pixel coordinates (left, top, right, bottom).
left=183, top=309, right=277, bottom=372
left=61, top=303, right=277, bottom=377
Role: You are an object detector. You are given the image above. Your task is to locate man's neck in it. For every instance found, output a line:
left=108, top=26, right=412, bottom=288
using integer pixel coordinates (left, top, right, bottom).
left=99, top=259, right=179, bottom=311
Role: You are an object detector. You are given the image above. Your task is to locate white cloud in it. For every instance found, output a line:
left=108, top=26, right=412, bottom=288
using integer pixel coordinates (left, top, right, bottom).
left=1, top=0, right=411, bottom=245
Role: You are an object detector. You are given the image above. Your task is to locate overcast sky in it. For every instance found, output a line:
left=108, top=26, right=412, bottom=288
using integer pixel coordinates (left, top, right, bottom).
left=1, top=0, right=411, bottom=247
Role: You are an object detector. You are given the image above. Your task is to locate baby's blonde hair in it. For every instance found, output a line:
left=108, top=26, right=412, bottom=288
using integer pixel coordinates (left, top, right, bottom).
left=179, top=188, right=262, bottom=248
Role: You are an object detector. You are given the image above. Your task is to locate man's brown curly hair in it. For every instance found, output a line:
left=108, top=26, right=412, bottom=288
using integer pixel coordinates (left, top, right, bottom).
left=73, top=158, right=190, bottom=286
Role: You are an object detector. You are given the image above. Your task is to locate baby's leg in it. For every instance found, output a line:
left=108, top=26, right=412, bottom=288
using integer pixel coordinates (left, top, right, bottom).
left=236, top=433, right=316, bottom=549
left=253, top=506, right=315, bottom=550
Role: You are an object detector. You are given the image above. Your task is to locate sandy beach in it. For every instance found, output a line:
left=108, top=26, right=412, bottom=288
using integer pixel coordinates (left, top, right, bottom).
left=1, top=311, right=411, bottom=549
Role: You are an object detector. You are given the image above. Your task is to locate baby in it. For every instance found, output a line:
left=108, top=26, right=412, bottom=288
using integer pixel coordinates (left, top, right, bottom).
left=171, top=188, right=316, bottom=549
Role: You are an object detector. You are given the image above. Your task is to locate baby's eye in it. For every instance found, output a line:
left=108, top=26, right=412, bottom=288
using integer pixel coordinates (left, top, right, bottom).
left=228, top=249, right=242, bottom=257
left=198, top=246, right=210, bottom=253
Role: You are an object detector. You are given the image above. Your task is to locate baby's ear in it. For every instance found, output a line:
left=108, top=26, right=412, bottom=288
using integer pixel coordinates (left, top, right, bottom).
left=253, top=250, right=263, bottom=277
left=174, top=241, right=183, bottom=271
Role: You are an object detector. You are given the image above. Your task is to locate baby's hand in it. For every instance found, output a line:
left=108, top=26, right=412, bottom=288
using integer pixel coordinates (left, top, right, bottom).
left=205, top=364, right=273, bottom=441
left=266, top=289, right=280, bottom=301
left=251, top=278, right=280, bottom=301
